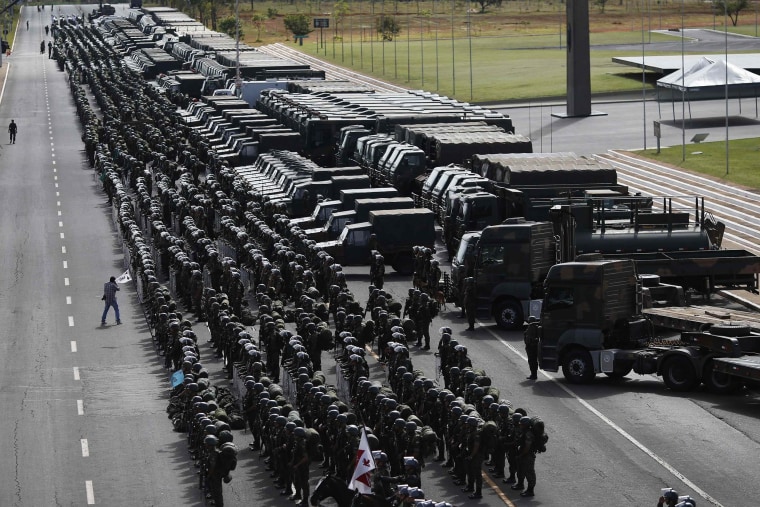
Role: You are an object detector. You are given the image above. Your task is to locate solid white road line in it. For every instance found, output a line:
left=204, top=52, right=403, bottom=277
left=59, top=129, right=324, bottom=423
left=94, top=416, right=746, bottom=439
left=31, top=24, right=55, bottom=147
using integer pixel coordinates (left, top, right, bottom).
left=484, top=325, right=725, bottom=507
left=85, top=480, right=95, bottom=504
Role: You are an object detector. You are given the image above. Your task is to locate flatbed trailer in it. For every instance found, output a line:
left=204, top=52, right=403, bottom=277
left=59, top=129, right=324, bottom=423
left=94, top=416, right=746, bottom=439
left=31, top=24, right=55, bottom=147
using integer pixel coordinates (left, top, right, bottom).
left=644, top=305, right=760, bottom=333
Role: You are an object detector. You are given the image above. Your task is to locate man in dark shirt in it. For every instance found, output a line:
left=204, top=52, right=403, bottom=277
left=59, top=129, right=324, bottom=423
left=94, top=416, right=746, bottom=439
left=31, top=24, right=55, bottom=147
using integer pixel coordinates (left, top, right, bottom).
left=101, top=276, right=121, bottom=325
left=8, top=120, right=17, bottom=144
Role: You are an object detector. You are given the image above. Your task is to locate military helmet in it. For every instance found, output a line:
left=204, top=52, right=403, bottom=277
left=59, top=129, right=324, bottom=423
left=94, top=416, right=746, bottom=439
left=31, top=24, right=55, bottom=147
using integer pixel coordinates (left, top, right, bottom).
left=403, top=457, right=420, bottom=469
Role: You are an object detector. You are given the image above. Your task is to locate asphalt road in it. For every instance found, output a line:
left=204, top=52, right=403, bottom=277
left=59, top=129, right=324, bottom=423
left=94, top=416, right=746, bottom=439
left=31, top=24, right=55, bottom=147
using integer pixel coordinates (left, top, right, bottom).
left=0, top=6, right=203, bottom=507
left=2, top=5, right=760, bottom=507
left=499, top=97, right=760, bottom=156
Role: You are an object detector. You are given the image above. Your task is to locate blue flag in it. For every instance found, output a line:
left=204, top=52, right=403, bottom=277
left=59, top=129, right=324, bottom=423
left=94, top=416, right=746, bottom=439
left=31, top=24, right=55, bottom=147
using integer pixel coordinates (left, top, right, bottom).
left=171, top=370, right=185, bottom=388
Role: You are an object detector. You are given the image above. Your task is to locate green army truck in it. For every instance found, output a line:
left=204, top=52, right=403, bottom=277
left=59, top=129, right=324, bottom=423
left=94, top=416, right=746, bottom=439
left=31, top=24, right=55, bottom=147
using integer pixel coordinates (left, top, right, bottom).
left=450, top=199, right=760, bottom=329
left=288, top=175, right=372, bottom=229
left=315, top=208, right=436, bottom=274
left=538, top=259, right=760, bottom=393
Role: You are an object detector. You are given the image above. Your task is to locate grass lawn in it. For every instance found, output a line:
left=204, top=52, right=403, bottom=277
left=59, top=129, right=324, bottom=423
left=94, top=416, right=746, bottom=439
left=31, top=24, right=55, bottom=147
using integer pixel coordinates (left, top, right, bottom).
left=637, top=137, right=760, bottom=190
left=176, top=0, right=760, bottom=102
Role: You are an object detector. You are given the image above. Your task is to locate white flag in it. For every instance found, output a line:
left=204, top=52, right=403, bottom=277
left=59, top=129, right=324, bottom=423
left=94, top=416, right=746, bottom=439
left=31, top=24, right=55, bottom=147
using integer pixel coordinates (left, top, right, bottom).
left=350, top=427, right=376, bottom=494
left=115, top=270, right=132, bottom=284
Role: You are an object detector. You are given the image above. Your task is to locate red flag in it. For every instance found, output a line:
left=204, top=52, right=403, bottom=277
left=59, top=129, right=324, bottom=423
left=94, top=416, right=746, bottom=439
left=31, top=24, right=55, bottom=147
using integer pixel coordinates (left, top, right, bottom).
left=350, top=427, right=376, bottom=494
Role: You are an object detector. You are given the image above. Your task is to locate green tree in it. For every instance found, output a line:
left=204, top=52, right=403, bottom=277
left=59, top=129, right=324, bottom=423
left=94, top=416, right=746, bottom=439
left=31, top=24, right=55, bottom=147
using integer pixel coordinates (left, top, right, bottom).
left=219, top=16, right=244, bottom=39
left=333, top=0, right=350, bottom=39
left=713, top=0, right=749, bottom=26
left=474, top=0, right=502, bottom=14
left=376, top=14, right=401, bottom=41
left=284, top=13, right=313, bottom=39
left=252, top=13, right=266, bottom=42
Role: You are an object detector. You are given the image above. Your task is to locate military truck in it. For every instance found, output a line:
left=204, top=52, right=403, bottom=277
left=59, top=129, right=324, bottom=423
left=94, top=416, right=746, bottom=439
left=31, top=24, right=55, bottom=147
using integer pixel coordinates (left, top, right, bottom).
left=451, top=199, right=760, bottom=329
left=288, top=174, right=374, bottom=228
left=538, top=259, right=760, bottom=393
left=316, top=208, right=436, bottom=274
left=284, top=167, right=365, bottom=217
left=299, top=187, right=400, bottom=240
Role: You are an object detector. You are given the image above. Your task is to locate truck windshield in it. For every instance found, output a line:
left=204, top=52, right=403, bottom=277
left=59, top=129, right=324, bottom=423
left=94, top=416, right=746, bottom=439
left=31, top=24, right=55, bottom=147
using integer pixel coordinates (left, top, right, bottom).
left=544, top=287, right=575, bottom=311
left=347, top=228, right=371, bottom=246
left=455, top=238, right=472, bottom=264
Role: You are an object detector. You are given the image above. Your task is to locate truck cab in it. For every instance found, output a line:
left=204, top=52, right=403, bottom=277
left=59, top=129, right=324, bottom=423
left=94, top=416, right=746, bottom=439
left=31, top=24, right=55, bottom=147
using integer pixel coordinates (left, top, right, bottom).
left=385, top=147, right=427, bottom=196
left=289, top=199, right=341, bottom=229
left=450, top=231, right=481, bottom=303
left=472, top=220, right=556, bottom=329
left=305, top=210, right=356, bottom=242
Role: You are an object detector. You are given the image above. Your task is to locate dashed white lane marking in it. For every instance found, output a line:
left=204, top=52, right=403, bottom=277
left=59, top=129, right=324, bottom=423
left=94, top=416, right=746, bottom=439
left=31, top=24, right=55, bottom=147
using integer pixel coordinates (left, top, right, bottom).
left=59, top=221, right=63, bottom=227
left=66, top=296, right=72, bottom=305
left=54, top=183, right=58, bottom=188
left=52, top=161, right=56, bottom=165
left=77, top=400, right=84, bottom=415
left=68, top=316, right=74, bottom=327
left=64, top=277, right=70, bottom=286
left=63, top=261, right=67, bottom=269
left=85, top=480, right=95, bottom=504
left=56, top=191, right=59, bottom=196
left=73, top=367, right=80, bottom=380
left=71, top=341, right=77, bottom=352
left=54, top=175, right=58, bottom=181
left=62, top=246, right=67, bottom=254
left=58, top=210, right=62, bottom=216
left=53, top=168, right=56, bottom=172
left=81, top=439, right=89, bottom=457
left=60, top=232, right=64, bottom=239
left=486, top=325, right=725, bottom=507
left=57, top=201, right=61, bottom=206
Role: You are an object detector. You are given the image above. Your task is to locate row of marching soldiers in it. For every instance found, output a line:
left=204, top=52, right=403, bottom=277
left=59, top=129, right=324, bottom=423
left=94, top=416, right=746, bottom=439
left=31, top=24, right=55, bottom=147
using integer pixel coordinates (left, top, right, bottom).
left=344, top=326, right=549, bottom=500
left=62, top=18, right=550, bottom=507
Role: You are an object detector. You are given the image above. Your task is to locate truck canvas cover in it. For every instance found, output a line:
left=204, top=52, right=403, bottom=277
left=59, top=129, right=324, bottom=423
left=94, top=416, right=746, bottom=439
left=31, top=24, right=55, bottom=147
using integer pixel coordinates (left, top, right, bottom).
left=472, top=153, right=617, bottom=186
left=479, top=221, right=555, bottom=282
left=369, top=208, right=436, bottom=247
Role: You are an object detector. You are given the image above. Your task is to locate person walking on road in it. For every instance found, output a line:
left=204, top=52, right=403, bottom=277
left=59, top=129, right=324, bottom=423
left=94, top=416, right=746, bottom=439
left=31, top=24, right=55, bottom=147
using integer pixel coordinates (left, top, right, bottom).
left=40, top=40, right=45, bottom=54
left=101, top=276, right=121, bottom=325
left=47, top=41, right=52, bottom=59
left=8, top=120, right=17, bottom=144
left=26, top=20, right=29, bottom=30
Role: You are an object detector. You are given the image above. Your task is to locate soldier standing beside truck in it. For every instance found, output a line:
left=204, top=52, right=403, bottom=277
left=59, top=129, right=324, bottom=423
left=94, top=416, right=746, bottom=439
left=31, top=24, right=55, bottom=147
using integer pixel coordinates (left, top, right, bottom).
left=524, top=317, right=539, bottom=380
left=462, top=277, right=477, bottom=330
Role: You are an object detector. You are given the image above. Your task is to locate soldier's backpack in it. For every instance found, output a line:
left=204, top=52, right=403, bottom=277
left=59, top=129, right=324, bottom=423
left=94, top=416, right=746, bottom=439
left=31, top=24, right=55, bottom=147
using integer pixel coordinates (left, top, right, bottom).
left=304, top=427, right=323, bottom=461
left=529, top=416, right=548, bottom=453
left=479, top=420, right=499, bottom=449
left=220, top=442, right=239, bottom=471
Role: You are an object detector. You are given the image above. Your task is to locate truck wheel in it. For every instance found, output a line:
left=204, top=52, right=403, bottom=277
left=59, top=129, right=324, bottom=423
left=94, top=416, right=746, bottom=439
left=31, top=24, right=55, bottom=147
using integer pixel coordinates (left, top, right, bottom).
left=661, top=356, right=698, bottom=391
left=494, top=300, right=523, bottom=330
left=562, top=350, right=596, bottom=384
left=709, top=324, right=751, bottom=338
left=703, top=359, right=739, bottom=394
